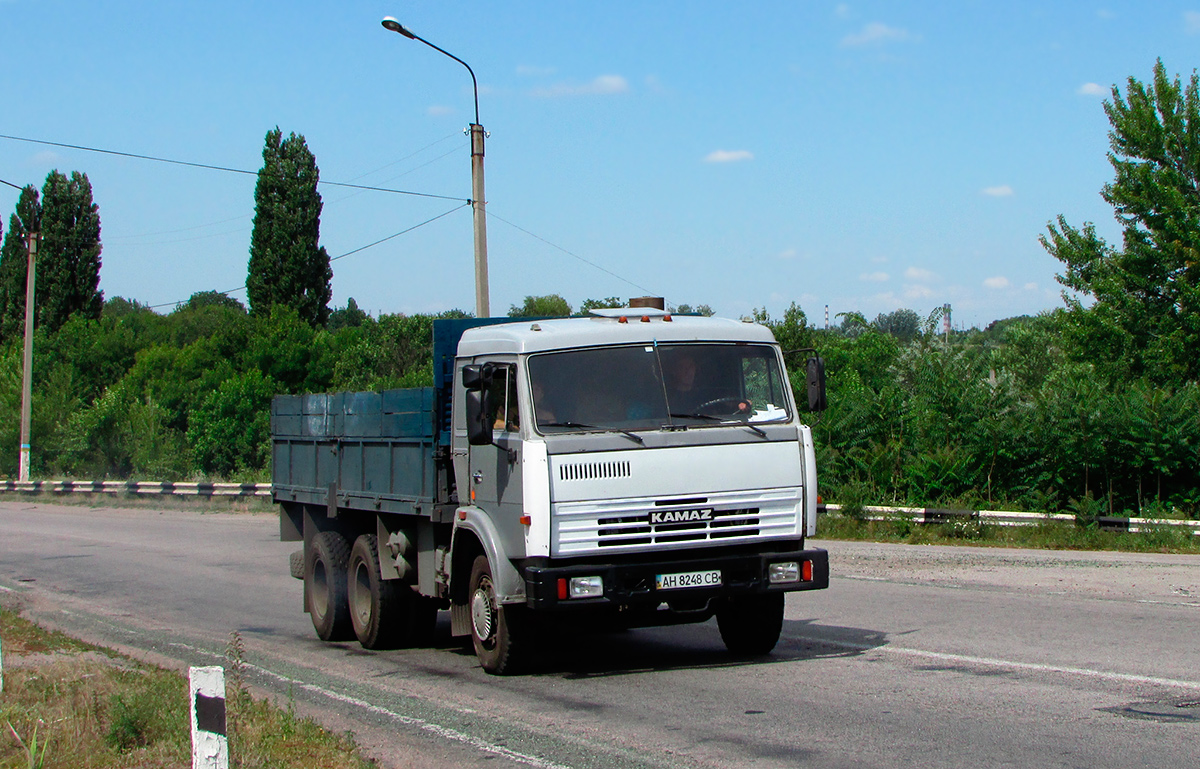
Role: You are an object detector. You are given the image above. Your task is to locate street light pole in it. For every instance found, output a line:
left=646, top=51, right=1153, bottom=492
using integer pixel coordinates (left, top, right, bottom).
left=19, top=231, right=38, bottom=482
left=381, top=17, right=490, bottom=318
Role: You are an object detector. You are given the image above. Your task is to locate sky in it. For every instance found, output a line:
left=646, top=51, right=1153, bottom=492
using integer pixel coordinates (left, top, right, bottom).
left=1, top=2, right=1198, bottom=329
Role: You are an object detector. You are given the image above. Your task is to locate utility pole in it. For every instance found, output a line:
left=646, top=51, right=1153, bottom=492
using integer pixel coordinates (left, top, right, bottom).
left=470, top=122, right=490, bottom=318
left=382, top=17, right=491, bottom=317
left=19, top=231, right=38, bottom=482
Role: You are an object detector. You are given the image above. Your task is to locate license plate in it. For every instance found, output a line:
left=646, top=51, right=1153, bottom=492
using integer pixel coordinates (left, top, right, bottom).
left=655, top=569, right=722, bottom=590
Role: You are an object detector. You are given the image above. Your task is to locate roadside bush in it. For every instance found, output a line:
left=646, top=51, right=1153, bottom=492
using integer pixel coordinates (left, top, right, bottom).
left=187, top=369, right=277, bottom=477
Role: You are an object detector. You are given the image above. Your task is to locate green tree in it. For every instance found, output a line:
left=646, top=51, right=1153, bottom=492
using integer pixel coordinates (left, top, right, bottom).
left=187, top=369, right=277, bottom=477
left=246, top=127, right=333, bottom=327
left=577, top=297, right=623, bottom=314
left=509, top=294, right=571, bottom=317
left=328, top=297, right=368, bottom=330
left=0, top=185, right=41, bottom=342
left=1041, top=60, right=1200, bottom=383
left=37, top=171, right=103, bottom=333
left=873, top=308, right=921, bottom=342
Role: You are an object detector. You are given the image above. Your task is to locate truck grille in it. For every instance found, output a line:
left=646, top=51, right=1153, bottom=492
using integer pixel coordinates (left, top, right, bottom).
left=551, top=489, right=801, bottom=556
left=597, top=508, right=760, bottom=547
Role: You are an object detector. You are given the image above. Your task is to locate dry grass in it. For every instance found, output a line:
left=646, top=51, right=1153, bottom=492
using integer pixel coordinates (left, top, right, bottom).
left=0, top=608, right=375, bottom=769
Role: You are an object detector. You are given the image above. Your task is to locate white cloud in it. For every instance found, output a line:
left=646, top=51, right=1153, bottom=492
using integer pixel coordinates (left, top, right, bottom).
left=1077, top=82, right=1107, bottom=97
left=1186, top=11, right=1200, bottom=34
left=905, top=267, right=936, bottom=281
left=860, top=271, right=890, bottom=282
left=983, top=276, right=1010, bottom=289
left=516, top=65, right=556, bottom=77
left=1023, top=282, right=1038, bottom=291
left=981, top=184, right=1014, bottom=197
left=703, top=149, right=754, bottom=163
left=1097, top=9, right=1115, bottom=20
left=426, top=105, right=455, bottom=117
left=840, top=22, right=912, bottom=47
left=834, top=3, right=853, bottom=20
left=778, top=248, right=798, bottom=260
left=531, top=74, right=629, bottom=98
left=870, top=255, right=889, bottom=264
left=904, top=285, right=934, bottom=300
left=29, top=150, right=62, bottom=166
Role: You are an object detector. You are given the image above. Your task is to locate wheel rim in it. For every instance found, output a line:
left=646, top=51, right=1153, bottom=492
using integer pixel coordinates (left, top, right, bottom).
left=471, top=576, right=497, bottom=646
left=312, top=560, right=329, bottom=618
left=351, top=559, right=372, bottom=627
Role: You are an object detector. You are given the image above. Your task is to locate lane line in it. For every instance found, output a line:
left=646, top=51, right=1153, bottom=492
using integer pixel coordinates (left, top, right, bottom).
left=791, top=634, right=1200, bottom=690
left=165, top=642, right=572, bottom=769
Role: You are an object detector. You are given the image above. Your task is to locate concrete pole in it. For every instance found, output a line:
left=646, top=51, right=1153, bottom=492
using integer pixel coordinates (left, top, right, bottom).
left=18, top=232, right=37, bottom=483
left=470, top=123, right=490, bottom=318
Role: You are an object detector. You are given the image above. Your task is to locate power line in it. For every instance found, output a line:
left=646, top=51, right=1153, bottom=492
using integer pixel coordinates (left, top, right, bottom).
left=0, top=177, right=25, bottom=191
left=0, top=133, right=468, bottom=202
left=146, top=202, right=469, bottom=310
left=331, top=203, right=469, bottom=262
left=485, top=208, right=659, bottom=298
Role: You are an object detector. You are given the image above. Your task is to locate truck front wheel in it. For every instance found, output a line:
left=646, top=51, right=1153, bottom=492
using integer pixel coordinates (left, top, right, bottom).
left=716, top=593, right=784, bottom=656
left=307, top=531, right=353, bottom=642
left=468, top=554, right=528, bottom=674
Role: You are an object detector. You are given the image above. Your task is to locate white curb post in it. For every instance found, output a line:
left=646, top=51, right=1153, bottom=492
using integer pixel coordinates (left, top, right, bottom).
left=1, top=633, right=5, bottom=694
left=189, top=666, right=228, bottom=769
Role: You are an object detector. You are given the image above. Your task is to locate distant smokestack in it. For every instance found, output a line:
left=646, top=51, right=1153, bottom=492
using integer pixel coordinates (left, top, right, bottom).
left=629, top=296, right=665, bottom=310
left=825, top=304, right=829, bottom=330
left=943, top=303, right=952, bottom=335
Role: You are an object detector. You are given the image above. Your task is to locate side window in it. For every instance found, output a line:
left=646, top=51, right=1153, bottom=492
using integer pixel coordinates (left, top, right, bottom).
left=486, top=364, right=520, bottom=433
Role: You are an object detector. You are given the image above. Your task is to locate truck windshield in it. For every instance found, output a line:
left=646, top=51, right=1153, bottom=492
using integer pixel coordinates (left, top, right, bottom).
left=527, top=343, right=791, bottom=434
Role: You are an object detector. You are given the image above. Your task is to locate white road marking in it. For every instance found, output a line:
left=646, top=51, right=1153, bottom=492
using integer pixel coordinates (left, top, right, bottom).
left=165, top=642, right=571, bottom=769
left=791, top=634, right=1200, bottom=690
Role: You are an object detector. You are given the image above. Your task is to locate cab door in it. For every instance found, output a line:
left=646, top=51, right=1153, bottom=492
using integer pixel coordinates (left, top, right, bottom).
left=466, top=360, right=527, bottom=556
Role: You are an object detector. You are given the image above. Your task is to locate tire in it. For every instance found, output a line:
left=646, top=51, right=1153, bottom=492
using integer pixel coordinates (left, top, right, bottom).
left=348, top=534, right=440, bottom=650
left=306, top=531, right=353, bottom=642
left=468, top=554, right=528, bottom=674
left=716, top=593, right=784, bottom=656
left=348, top=534, right=403, bottom=649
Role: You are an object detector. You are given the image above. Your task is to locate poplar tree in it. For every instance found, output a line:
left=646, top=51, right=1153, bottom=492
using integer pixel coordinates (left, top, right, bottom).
left=246, top=127, right=333, bottom=327
left=1042, top=60, right=1200, bottom=383
left=37, top=171, right=103, bottom=333
left=0, top=185, right=42, bottom=342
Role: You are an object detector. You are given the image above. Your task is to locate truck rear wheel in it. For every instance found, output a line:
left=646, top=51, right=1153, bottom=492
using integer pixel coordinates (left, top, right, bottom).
left=307, top=531, right=353, bottom=642
left=348, top=534, right=403, bottom=649
left=717, top=593, right=784, bottom=656
left=349, top=534, right=439, bottom=649
left=468, top=554, right=528, bottom=674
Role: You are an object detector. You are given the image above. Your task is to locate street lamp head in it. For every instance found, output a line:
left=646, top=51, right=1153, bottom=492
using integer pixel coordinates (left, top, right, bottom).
left=381, top=17, right=416, bottom=39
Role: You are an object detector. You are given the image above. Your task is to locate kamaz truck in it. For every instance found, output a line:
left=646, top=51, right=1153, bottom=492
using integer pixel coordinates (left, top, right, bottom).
left=272, top=308, right=829, bottom=673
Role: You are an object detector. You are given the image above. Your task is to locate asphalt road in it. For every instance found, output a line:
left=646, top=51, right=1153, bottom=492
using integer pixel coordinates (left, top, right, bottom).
left=1, top=499, right=1198, bottom=768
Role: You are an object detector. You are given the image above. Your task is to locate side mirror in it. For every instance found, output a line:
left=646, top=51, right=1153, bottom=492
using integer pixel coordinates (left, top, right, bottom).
left=806, top=357, right=827, bottom=412
left=465, top=390, right=495, bottom=446
left=462, top=363, right=496, bottom=445
left=462, top=363, right=493, bottom=392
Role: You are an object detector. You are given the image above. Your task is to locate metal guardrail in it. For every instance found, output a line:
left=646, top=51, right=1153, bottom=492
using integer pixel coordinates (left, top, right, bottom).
left=0, top=480, right=271, bottom=498
left=821, top=503, right=1200, bottom=535
left=1, top=483, right=1196, bottom=534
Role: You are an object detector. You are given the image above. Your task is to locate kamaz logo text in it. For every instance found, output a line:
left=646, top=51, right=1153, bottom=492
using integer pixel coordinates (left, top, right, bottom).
left=649, top=509, right=713, bottom=524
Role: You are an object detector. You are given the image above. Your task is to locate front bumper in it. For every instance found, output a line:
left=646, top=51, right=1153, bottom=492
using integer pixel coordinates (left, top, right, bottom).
left=523, top=546, right=829, bottom=611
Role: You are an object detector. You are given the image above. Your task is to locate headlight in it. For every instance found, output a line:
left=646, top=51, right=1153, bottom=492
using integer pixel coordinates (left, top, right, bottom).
left=768, top=561, right=800, bottom=584
left=569, top=576, right=604, bottom=598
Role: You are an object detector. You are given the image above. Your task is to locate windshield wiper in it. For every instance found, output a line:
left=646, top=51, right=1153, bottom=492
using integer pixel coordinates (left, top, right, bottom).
left=667, top=413, right=767, bottom=438
left=539, top=421, right=645, bottom=445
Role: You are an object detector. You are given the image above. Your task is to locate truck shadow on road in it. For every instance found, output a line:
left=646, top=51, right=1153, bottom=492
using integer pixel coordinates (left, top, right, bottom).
left=450, top=617, right=890, bottom=679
